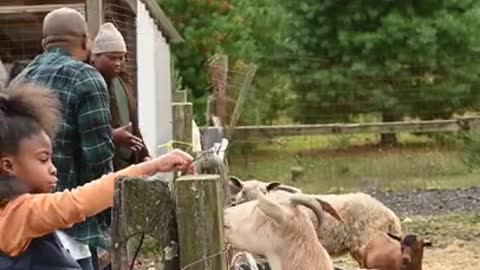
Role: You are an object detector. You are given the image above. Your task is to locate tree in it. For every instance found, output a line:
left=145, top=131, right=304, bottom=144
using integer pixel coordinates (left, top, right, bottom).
left=280, top=0, right=480, bottom=144
left=159, top=0, right=291, bottom=125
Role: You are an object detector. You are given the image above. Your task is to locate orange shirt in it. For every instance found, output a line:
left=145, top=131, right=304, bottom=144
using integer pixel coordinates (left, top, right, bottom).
left=0, top=165, right=143, bottom=256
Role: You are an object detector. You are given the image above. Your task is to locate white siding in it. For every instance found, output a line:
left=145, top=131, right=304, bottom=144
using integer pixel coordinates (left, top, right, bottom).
left=136, top=0, right=173, bottom=158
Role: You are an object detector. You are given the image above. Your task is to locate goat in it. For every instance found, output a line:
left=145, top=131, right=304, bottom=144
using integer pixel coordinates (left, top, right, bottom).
left=228, top=248, right=261, bottom=270
left=229, top=176, right=302, bottom=204
left=228, top=177, right=402, bottom=266
left=398, top=234, right=431, bottom=270
left=224, top=192, right=342, bottom=270
left=358, top=232, right=431, bottom=270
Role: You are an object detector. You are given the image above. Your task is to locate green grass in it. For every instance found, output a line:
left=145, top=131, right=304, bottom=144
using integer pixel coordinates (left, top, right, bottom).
left=402, top=213, right=480, bottom=245
left=229, top=133, right=480, bottom=192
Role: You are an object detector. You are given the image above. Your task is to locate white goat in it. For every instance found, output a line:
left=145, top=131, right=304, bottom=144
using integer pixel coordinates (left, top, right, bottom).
left=224, top=192, right=342, bottom=270
left=229, top=176, right=302, bottom=204
left=228, top=177, right=402, bottom=265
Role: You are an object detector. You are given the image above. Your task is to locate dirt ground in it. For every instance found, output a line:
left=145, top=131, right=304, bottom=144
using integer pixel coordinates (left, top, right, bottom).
left=331, top=188, right=480, bottom=270
left=334, top=240, right=480, bottom=270
left=333, top=214, right=480, bottom=270
left=368, top=187, right=480, bottom=216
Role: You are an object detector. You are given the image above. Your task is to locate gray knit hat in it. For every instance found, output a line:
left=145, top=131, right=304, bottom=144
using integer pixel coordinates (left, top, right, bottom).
left=92, top=23, right=127, bottom=54
left=42, top=8, right=88, bottom=45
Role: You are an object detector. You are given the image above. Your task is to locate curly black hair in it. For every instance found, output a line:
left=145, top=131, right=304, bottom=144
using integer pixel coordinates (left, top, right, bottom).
left=0, top=84, right=61, bottom=157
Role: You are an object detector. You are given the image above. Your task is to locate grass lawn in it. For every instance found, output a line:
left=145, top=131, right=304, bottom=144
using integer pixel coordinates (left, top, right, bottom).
left=228, top=133, right=480, bottom=193
left=334, top=214, right=480, bottom=270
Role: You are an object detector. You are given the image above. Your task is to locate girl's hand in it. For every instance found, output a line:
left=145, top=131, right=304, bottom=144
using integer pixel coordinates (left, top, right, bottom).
left=139, top=149, right=196, bottom=175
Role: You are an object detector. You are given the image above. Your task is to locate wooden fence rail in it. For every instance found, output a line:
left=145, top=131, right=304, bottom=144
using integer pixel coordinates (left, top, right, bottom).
left=201, top=116, right=480, bottom=140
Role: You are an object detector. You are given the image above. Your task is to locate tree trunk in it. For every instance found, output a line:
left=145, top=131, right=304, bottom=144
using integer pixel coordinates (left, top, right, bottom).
left=380, top=112, right=398, bottom=146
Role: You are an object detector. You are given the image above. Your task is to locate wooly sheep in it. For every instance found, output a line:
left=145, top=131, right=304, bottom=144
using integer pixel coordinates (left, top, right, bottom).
left=224, top=192, right=343, bottom=270
left=228, top=177, right=402, bottom=265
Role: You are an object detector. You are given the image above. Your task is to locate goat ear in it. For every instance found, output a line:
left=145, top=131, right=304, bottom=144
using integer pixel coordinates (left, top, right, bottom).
left=314, top=198, right=343, bottom=223
left=229, top=176, right=244, bottom=188
left=387, top=233, right=402, bottom=242
left=266, top=182, right=282, bottom=192
left=229, top=176, right=244, bottom=195
left=258, top=192, right=287, bottom=225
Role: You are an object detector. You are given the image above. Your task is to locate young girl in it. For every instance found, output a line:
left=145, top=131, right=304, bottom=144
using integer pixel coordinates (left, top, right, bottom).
left=0, top=84, right=194, bottom=269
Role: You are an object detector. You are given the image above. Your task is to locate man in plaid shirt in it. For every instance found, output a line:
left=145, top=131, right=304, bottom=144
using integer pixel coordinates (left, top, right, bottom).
left=9, top=8, right=114, bottom=270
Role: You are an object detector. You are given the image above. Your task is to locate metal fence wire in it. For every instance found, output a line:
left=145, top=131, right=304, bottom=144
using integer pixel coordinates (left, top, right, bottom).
left=0, top=4, right=85, bottom=71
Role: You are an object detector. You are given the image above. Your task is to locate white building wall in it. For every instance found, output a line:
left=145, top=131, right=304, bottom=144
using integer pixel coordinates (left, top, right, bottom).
left=136, top=0, right=173, bottom=157
left=154, top=23, right=173, bottom=156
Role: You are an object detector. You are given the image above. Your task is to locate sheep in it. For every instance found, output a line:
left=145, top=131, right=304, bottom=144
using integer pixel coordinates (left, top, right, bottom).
left=224, top=191, right=343, bottom=270
left=228, top=177, right=402, bottom=266
left=358, top=232, right=431, bottom=270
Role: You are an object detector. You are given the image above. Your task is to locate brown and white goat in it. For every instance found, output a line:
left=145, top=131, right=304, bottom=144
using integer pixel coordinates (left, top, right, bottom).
left=224, top=192, right=343, bottom=270
left=358, top=232, right=431, bottom=270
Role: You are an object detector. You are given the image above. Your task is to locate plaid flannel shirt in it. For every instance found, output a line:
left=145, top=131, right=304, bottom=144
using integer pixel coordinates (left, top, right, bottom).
left=23, top=47, right=114, bottom=248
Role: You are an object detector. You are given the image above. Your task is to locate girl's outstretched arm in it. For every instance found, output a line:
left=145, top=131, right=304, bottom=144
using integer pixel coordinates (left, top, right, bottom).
left=0, top=148, right=194, bottom=256
left=0, top=164, right=142, bottom=256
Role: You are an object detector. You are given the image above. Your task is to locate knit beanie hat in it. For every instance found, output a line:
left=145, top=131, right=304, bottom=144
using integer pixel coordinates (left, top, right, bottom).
left=42, top=8, right=88, bottom=45
left=92, top=23, right=127, bottom=54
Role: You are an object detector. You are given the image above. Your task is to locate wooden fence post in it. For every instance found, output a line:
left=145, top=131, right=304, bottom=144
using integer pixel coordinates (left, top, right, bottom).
left=175, top=175, right=228, bottom=270
left=111, top=176, right=179, bottom=270
left=173, top=90, right=187, bottom=103
left=172, top=102, right=193, bottom=153
left=201, top=127, right=225, bottom=150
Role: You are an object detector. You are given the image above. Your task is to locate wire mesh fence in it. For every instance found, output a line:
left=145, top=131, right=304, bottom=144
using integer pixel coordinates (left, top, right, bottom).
left=203, top=54, right=480, bottom=195
left=0, top=4, right=85, bottom=71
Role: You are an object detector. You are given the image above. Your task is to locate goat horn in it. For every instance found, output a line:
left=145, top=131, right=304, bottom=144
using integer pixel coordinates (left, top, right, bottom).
left=290, top=195, right=326, bottom=227
left=387, top=233, right=402, bottom=242
left=314, top=198, right=343, bottom=223
left=276, top=185, right=301, bottom=194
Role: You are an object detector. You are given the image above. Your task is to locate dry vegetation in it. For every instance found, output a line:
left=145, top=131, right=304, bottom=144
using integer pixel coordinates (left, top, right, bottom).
left=334, top=214, right=480, bottom=270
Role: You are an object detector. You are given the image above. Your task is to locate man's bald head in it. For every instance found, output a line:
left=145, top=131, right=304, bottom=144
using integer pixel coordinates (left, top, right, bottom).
left=42, top=8, right=91, bottom=61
